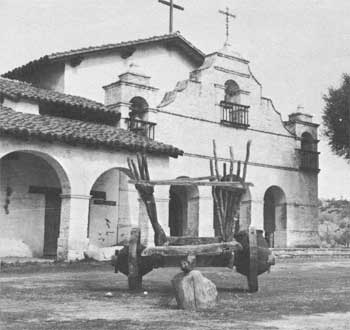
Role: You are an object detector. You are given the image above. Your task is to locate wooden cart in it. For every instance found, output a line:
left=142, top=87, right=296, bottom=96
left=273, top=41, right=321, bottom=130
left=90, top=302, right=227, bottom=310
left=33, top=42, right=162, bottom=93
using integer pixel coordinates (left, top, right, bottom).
left=112, top=141, right=275, bottom=292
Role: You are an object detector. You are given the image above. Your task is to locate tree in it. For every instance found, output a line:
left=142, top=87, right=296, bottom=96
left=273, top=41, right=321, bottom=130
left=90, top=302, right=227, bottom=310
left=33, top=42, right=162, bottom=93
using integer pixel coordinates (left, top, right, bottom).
left=323, top=74, right=350, bottom=160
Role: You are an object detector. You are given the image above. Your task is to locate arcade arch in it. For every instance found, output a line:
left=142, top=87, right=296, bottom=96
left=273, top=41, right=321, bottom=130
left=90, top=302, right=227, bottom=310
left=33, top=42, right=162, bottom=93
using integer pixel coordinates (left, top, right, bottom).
left=0, top=150, right=70, bottom=257
left=263, top=186, right=287, bottom=247
left=88, top=167, right=141, bottom=247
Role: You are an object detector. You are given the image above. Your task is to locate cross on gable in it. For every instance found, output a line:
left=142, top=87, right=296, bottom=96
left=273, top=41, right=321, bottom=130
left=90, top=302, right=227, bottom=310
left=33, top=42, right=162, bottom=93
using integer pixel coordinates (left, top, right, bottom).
left=218, top=7, right=236, bottom=45
left=158, top=0, right=184, bottom=33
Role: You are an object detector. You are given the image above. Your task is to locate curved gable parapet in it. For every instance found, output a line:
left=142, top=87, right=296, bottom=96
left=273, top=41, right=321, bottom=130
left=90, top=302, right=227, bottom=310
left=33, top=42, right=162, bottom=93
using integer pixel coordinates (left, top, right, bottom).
left=158, top=80, right=189, bottom=108
left=248, top=65, right=262, bottom=87
left=260, top=97, right=295, bottom=137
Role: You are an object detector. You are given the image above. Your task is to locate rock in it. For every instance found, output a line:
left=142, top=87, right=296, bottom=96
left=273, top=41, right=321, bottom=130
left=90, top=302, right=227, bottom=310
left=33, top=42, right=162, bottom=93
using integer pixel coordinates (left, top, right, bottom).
left=171, top=270, right=218, bottom=310
left=84, top=244, right=121, bottom=261
left=84, top=244, right=103, bottom=261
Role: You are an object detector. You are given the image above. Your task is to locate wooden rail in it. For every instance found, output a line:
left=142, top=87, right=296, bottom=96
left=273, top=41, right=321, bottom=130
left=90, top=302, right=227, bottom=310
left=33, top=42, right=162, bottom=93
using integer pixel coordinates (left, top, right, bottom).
left=220, top=101, right=250, bottom=128
left=125, top=118, right=156, bottom=139
left=298, top=149, right=319, bottom=172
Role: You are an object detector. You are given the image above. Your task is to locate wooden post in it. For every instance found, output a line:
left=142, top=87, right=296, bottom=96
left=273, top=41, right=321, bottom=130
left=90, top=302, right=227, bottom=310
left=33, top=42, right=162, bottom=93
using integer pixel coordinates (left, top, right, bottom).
left=247, top=226, right=258, bottom=292
left=128, top=227, right=142, bottom=290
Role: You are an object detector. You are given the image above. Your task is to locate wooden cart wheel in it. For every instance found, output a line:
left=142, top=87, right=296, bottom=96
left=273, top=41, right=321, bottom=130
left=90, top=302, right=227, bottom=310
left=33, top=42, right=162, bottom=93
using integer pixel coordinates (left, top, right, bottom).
left=234, top=226, right=272, bottom=292
left=128, top=227, right=142, bottom=290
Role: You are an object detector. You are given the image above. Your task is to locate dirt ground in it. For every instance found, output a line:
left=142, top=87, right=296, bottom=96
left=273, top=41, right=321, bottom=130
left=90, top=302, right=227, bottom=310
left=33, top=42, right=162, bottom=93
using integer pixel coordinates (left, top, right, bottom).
left=0, top=258, right=349, bottom=330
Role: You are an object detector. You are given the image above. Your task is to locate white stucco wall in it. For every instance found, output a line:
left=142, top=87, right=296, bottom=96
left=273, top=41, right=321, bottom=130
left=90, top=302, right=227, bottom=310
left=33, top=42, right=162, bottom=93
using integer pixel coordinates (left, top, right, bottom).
left=0, top=137, right=171, bottom=259
left=147, top=49, right=319, bottom=247
left=88, top=168, right=143, bottom=247
left=3, top=97, right=39, bottom=115
left=0, top=152, right=61, bottom=257
left=63, top=44, right=198, bottom=104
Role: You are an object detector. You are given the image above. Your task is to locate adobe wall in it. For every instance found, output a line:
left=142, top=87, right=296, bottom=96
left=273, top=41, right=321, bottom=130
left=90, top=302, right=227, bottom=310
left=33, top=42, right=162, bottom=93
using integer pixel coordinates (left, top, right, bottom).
left=63, top=44, right=198, bottom=103
left=0, top=153, right=61, bottom=257
left=148, top=51, right=320, bottom=247
left=0, top=137, right=171, bottom=259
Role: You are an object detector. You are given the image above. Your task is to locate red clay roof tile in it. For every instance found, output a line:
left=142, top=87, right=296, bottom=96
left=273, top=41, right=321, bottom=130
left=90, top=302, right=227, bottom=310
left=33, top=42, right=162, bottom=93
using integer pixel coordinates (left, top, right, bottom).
left=0, top=105, right=183, bottom=158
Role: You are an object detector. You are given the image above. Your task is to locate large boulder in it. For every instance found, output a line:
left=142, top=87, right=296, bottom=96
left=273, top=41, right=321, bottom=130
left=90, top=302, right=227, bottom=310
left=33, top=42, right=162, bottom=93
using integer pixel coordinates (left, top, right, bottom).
left=84, top=244, right=122, bottom=261
left=171, top=270, right=218, bottom=310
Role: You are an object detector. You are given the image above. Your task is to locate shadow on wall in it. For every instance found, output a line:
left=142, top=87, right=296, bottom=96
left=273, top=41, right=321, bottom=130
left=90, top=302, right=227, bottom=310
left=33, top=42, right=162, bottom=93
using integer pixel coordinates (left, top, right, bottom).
left=88, top=167, right=147, bottom=248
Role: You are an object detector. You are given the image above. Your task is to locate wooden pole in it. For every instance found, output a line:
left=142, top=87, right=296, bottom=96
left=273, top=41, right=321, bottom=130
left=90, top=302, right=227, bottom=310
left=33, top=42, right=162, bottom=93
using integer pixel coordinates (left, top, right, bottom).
left=130, top=159, right=140, bottom=181
left=247, top=226, right=258, bottom=292
left=136, top=153, right=145, bottom=179
left=212, top=140, right=221, bottom=180
left=142, top=154, right=150, bottom=181
left=128, top=227, right=142, bottom=290
left=128, top=154, right=167, bottom=246
left=212, top=140, right=225, bottom=239
left=236, top=161, right=241, bottom=178
left=229, top=146, right=234, bottom=180
left=242, top=140, right=252, bottom=182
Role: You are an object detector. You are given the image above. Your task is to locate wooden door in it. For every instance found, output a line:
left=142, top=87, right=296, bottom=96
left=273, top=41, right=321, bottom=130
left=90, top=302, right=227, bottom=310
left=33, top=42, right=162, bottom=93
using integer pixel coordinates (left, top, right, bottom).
left=43, top=193, right=61, bottom=257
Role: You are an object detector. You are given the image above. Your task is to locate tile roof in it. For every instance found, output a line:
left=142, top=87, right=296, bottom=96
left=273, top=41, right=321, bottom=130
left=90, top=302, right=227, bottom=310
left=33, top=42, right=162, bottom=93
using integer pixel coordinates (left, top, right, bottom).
left=48, top=32, right=204, bottom=61
left=0, top=106, right=183, bottom=158
left=2, top=33, right=204, bottom=81
left=0, top=77, right=119, bottom=125
left=0, top=77, right=105, bottom=112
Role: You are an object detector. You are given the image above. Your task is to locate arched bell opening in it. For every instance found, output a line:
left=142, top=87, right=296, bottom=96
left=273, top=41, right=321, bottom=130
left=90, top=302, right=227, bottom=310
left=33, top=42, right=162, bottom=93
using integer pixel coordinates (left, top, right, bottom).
left=129, top=96, right=149, bottom=121
left=224, top=79, right=241, bottom=104
left=263, top=186, right=287, bottom=248
left=301, top=132, right=316, bottom=152
left=0, top=150, right=70, bottom=258
left=88, top=167, right=140, bottom=247
left=169, top=179, right=199, bottom=237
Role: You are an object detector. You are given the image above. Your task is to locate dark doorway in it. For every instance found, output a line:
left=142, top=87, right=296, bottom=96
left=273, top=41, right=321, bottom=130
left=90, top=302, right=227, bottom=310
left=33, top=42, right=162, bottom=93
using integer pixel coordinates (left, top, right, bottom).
left=263, top=186, right=287, bottom=248
left=43, top=192, right=61, bottom=257
left=29, top=186, right=61, bottom=257
left=264, top=192, right=276, bottom=247
left=169, top=189, right=183, bottom=236
left=169, top=183, right=199, bottom=237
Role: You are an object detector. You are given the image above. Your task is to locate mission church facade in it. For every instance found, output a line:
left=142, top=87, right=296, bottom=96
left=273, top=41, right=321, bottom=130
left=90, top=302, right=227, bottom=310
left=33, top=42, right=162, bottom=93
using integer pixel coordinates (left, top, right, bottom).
left=0, top=32, right=320, bottom=260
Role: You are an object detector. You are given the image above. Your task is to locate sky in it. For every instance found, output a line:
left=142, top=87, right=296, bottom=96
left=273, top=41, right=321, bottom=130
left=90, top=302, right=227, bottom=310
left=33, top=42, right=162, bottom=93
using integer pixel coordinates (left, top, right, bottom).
left=0, top=0, right=349, bottom=199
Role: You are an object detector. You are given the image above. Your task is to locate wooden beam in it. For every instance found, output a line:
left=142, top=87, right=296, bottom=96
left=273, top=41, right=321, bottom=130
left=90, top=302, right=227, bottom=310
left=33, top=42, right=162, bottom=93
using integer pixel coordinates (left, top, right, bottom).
left=128, top=179, right=252, bottom=188
left=176, top=175, right=216, bottom=181
left=141, top=241, right=242, bottom=257
left=167, top=236, right=222, bottom=246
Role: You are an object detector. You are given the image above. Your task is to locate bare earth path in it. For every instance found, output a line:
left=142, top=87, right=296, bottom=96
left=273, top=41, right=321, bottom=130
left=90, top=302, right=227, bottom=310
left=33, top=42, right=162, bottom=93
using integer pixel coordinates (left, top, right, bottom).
left=0, top=258, right=349, bottom=329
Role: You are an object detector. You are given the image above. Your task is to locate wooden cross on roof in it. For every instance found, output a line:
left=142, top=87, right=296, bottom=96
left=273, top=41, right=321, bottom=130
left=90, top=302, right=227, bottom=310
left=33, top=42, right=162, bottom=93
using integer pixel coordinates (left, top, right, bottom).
left=158, top=0, right=184, bottom=33
left=219, top=7, right=236, bottom=45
